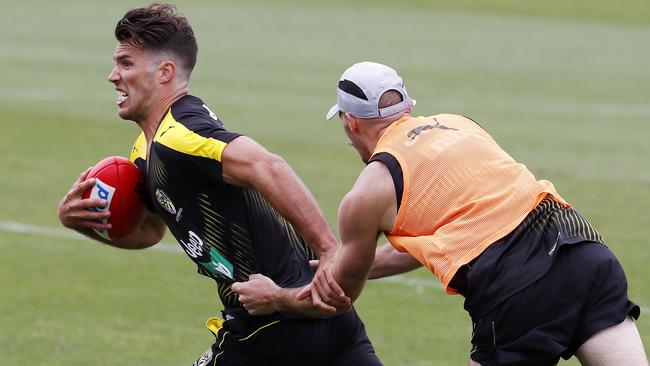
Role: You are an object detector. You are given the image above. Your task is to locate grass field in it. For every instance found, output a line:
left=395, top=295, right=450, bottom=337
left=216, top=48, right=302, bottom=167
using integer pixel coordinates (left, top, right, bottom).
left=1, top=1, right=648, bottom=365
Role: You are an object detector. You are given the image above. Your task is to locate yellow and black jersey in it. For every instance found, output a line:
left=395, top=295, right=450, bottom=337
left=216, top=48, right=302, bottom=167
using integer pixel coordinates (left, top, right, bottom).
left=130, top=95, right=316, bottom=312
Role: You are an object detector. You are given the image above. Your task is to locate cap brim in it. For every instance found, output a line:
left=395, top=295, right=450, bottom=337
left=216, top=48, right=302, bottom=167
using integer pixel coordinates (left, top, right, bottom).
left=326, top=104, right=340, bottom=120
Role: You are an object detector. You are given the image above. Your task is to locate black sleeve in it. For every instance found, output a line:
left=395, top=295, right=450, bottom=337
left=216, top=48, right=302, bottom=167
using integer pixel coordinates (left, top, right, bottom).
left=201, top=124, right=242, bottom=144
left=131, top=156, right=157, bottom=212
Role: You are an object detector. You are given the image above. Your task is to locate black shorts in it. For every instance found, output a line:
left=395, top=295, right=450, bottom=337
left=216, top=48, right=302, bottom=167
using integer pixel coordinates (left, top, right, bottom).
left=193, top=308, right=382, bottom=366
left=467, top=228, right=639, bottom=365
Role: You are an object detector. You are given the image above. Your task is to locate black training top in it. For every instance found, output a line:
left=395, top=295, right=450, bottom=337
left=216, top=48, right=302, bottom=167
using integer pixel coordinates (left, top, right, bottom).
left=130, top=95, right=316, bottom=313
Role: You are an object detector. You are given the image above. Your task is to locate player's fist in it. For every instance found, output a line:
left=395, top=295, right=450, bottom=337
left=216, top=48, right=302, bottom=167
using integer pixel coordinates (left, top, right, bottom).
left=58, top=168, right=112, bottom=231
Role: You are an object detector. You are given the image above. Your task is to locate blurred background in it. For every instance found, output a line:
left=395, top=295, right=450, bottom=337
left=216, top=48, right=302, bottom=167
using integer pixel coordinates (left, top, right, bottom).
left=1, top=1, right=648, bottom=364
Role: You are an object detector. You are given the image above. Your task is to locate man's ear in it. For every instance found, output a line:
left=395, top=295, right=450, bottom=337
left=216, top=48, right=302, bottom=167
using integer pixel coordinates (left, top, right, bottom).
left=159, top=60, right=176, bottom=83
left=345, top=113, right=360, bottom=133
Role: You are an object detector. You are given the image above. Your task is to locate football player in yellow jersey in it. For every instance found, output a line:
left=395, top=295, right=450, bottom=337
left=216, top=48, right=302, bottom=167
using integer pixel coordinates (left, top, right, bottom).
left=57, top=5, right=383, bottom=366
left=235, top=62, right=647, bottom=365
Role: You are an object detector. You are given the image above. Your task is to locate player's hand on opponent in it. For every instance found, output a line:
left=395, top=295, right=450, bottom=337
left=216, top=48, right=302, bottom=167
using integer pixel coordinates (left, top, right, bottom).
left=232, top=274, right=281, bottom=315
left=58, top=168, right=111, bottom=232
left=297, top=253, right=352, bottom=313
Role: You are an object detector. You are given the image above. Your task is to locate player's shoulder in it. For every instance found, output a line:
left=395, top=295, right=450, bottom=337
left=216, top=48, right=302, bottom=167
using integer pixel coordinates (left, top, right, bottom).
left=340, top=162, right=396, bottom=231
left=169, top=95, right=228, bottom=134
left=130, top=131, right=147, bottom=163
left=349, top=162, right=394, bottom=206
left=156, top=95, right=241, bottom=160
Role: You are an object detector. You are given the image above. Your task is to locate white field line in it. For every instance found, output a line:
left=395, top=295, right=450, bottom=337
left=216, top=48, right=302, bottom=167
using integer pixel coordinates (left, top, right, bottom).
left=0, top=220, right=437, bottom=289
left=378, top=274, right=442, bottom=289
left=1, top=219, right=648, bottom=315
left=0, top=220, right=181, bottom=253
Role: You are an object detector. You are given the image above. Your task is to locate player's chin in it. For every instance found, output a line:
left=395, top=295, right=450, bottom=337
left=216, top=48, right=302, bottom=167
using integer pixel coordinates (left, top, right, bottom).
left=117, top=108, right=131, bottom=120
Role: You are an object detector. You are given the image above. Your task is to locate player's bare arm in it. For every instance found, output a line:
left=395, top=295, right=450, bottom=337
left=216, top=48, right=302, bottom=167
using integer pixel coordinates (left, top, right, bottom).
left=299, top=245, right=421, bottom=281
left=110, top=212, right=166, bottom=249
left=58, top=168, right=166, bottom=249
left=221, top=136, right=348, bottom=307
left=232, top=274, right=346, bottom=318
left=296, top=161, right=397, bottom=310
left=221, top=136, right=337, bottom=255
left=332, top=161, right=397, bottom=302
left=368, top=243, right=422, bottom=279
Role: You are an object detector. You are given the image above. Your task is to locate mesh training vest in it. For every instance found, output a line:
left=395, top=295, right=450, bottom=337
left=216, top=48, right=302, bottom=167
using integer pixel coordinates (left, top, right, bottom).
left=372, top=114, right=567, bottom=294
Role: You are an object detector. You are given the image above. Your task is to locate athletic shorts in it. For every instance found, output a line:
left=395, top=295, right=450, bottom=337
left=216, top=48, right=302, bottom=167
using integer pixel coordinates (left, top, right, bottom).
left=465, top=199, right=640, bottom=365
left=192, top=308, right=382, bottom=366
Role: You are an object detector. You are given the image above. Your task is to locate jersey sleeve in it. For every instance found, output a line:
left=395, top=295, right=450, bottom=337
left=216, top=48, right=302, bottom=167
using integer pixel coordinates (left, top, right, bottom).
left=159, top=97, right=243, bottom=185
left=193, top=125, right=241, bottom=185
left=202, top=125, right=241, bottom=145
left=129, top=132, right=156, bottom=212
left=129, top=132, right=147, bottom=164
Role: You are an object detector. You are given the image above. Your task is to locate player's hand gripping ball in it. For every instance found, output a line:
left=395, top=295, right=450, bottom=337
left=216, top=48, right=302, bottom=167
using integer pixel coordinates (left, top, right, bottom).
left=83, top=156, right=146, bottom=240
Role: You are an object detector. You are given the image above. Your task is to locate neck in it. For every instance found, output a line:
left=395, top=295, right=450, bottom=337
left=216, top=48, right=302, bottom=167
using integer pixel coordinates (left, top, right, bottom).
left=367, top=113, right=410, bottom=151
left=139, top=84, right=189, bottom=141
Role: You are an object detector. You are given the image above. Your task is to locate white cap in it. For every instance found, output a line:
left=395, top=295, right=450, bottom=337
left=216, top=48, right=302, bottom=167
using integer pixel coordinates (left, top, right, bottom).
left=326, top=61, right=415, bottom=120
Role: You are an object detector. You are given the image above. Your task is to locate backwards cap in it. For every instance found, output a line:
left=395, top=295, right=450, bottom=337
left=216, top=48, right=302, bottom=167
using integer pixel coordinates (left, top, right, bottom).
left=326, top=61, right=415, bottom=120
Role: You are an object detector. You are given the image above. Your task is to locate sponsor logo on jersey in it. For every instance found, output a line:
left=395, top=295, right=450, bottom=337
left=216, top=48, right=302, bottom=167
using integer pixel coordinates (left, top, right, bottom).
left=155, top=189, right=177, bottom=215
left=404, top=118, right=458, bottom=147
left=200, top=247, right=234, bottom=280
left=180, top=230, right=204, bottom=258
left=180, top=231, right=234, bottom=280
left=159, top=125, right=175, bottom=137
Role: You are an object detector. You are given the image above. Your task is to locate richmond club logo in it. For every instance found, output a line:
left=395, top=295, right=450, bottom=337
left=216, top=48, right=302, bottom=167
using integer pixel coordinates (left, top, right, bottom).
left=155, top=189, right=176, bottom=215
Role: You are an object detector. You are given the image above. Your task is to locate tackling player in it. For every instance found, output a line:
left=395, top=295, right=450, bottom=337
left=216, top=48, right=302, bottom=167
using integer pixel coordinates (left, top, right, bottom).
left=235, top=61, right=648, bottom=365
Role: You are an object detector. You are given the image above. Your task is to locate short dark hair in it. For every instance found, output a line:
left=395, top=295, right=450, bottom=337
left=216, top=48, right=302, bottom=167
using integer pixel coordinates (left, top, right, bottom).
left=115, top=3, right=197, bottom=76
left=378, top=89, right=403, bottom=109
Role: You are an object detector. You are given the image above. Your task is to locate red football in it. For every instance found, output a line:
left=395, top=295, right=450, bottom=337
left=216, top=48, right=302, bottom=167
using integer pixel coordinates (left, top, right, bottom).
left=83, top=156, right=146, bottom=240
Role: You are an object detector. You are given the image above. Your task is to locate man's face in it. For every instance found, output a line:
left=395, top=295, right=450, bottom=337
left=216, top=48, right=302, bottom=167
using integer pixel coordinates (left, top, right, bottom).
left=107, top=42, right=159, bottom=122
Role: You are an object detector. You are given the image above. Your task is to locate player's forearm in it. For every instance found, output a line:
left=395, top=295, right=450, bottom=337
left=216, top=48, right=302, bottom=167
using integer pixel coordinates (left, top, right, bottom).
left=78, top=227, right=155, bottom=249
left=333, top=246, right=375, bottom=303
left=273, top=287, right=345, bottom=318
left=335, top=271, right=369, bottom=304
left=368, top=244, right=422, bottom=279
left=78, top=213, right=165, bottom=249
left=74, top=226, right=117, bottom=246
left=112, top=213, right=165, bottom=249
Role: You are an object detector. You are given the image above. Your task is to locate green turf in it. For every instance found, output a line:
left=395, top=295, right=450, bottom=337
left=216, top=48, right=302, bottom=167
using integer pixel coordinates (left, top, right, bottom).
left=1, top=1, right=648, bottom=365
